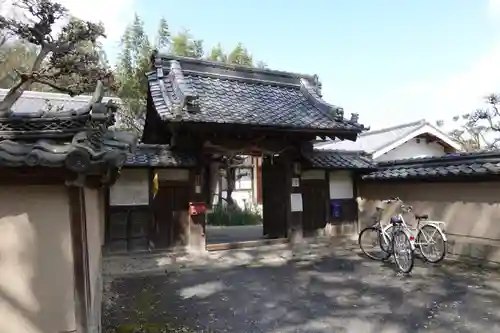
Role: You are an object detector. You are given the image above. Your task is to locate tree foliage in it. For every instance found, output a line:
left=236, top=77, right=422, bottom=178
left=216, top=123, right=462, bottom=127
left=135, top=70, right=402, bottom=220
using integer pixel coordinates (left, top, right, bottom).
left=170, top=29, right=204, bottom=58
left=227, top=42, right=253, bottom=66
left=437, top=93, right=500, bottom=151
left=0, top=41, right=38, bottom=88
left=114, top=13, right=264, bottom=134
left=0, top=0, right=113, bottom=114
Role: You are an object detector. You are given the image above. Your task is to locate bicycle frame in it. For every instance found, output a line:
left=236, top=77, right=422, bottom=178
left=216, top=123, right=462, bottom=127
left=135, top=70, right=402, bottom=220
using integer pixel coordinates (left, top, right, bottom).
left=380, top=213, right=416, bottom=251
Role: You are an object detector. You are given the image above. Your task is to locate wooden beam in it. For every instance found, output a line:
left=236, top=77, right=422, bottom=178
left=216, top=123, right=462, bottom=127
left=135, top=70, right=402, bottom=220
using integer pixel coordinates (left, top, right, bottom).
left=68, top=186, right=91, bottom=333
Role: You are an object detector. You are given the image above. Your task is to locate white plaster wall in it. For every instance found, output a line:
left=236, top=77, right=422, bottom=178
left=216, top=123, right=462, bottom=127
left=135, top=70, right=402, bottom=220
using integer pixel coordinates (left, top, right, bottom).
left=109, top=169, right=150, bottom=206
left=329, top=171, right=354, bottom=199
left=376, top=138, right=446, bottom=161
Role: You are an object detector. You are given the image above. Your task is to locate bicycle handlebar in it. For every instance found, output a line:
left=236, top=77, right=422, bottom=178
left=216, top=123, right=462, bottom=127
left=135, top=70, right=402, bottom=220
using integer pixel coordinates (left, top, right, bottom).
left=381, top=197, right=413, bottom=212
left=382, top=197, right=400, bottom=204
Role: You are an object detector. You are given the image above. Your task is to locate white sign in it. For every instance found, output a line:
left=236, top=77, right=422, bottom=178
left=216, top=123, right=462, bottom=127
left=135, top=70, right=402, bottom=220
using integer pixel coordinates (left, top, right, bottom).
left=290, top=193, right=303, bottom=212
left=291, top=177, right=300, bottom=187
left=109, top=170, right=149, bottom=206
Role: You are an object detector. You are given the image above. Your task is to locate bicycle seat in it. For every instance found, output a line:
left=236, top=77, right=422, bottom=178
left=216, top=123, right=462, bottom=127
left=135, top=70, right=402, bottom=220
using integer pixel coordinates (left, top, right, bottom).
left=414, top=214, right=428, bottom=220
left=390, top=217, right=403, bottom=224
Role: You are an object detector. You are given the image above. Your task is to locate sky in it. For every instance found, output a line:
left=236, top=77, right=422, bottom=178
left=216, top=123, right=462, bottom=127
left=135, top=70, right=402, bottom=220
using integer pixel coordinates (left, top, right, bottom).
left=4, top=0, right=500, bottom=130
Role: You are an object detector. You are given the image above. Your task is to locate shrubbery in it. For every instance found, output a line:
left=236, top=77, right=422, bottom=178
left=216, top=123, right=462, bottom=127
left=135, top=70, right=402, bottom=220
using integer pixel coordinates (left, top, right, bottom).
left=207, top=202, right=262, bottom=226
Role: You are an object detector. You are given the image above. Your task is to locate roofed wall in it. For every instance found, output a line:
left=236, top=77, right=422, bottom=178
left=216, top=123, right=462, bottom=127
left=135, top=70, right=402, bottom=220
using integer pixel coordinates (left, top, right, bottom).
left=358, top=181, right=500, bottom=263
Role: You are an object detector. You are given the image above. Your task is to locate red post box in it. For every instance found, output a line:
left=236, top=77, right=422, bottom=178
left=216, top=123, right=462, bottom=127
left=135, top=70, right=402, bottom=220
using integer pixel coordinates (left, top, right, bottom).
left=189, top=202, right=207, bottom=216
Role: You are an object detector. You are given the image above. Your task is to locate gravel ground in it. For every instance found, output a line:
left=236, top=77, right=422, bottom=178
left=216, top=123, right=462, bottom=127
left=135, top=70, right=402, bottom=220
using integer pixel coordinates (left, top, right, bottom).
left=103, top=240, right=500, bottom=333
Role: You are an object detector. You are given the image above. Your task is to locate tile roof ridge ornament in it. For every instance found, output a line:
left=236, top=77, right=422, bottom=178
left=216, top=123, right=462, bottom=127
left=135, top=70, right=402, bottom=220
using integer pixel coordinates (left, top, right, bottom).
left=167, top=60, right=199, bottom=113
left=151, top=50, right=200, bottom=118
left=300, top=77, right=364, bottom=130
left=300, top=78, right=341, bottom=118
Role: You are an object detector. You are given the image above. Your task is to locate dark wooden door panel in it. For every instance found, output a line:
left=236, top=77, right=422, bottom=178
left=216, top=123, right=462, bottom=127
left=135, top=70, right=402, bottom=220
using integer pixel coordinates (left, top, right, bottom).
left=302, top=179, right=328, bottom=233
left=262, top=157, right=287, bottom=238
left=107, top=206, right=150, bottom=252
left=153, top=184, right=190, bottom=248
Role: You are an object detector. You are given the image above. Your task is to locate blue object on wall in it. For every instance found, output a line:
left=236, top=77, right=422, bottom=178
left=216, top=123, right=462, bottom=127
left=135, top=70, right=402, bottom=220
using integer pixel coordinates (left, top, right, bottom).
left=331, top=200, right=341, bottom=218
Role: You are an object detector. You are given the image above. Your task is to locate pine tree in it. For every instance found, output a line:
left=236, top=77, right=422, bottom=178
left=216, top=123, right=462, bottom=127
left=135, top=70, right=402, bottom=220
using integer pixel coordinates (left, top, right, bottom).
left=0, top=0, right=112, bottom=113
left=207, top=43, right=227, bottom=63
left=227, top=42, right=253, bottom=66
left=156, top=17, right=170, bottom=50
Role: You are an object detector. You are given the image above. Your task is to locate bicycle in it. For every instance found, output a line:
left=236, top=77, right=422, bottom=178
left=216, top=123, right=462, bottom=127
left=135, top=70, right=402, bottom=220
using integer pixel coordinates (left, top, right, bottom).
left=359, top=198, right=416, bottom=273
left=378, top=198, right=447, bottom=264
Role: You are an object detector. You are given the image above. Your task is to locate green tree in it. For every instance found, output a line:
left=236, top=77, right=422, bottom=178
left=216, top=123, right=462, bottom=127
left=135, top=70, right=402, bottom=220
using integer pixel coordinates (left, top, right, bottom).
left=170, top=29, right=204, bottom=58
left=227, top=42, right=253, bottom=66
left=114, top=14, right=153, bottom=133
left=156, top=17, right=170, bottom=50
left=0, top=0, right=112, bottom=114
left=0, top=41, right=38, bottom=89
left=437, top=93, right=500, bottom=151
left=115, top=14, right=175, bottom=133
left=207, top=43, right=227, bottom=62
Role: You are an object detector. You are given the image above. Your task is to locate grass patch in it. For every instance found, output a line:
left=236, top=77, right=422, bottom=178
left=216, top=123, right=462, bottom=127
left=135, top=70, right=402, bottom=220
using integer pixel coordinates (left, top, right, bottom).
left=115, top=323, right=194, bottom=333
left=207, top=203, right=262, bottom=226
left=114, top=287, right=196, bottom=333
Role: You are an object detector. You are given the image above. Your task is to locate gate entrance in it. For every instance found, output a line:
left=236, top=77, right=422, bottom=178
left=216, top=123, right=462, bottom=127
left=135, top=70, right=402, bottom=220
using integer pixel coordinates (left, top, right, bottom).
left=152, top=183, right=190, bottom=248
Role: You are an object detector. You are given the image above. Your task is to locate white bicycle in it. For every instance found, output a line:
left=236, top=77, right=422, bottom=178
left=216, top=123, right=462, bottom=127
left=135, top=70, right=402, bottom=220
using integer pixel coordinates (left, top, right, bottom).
left=359, top=199, right=416, bottom=273
left=379, top=198, right=448, bottom=263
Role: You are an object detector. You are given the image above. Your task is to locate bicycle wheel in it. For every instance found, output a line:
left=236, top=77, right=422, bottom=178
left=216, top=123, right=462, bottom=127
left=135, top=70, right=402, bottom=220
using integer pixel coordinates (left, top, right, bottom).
left=359, top=227, right=391, bottom=261
left=392, top=229, right=415, bottom=273
left=380, top=225, right=393, bottom=253
left=417, top=224, right=447, bottom=263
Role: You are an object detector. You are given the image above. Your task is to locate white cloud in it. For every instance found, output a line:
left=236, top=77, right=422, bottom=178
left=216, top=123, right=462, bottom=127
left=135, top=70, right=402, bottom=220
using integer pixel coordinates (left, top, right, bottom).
left=489, top=0, right=500, bottom=17
left=404, top=42, right=500, bottom=114
left=56, top=0, right=135, bottom=48
left=330, top=40, right=500, bottom=131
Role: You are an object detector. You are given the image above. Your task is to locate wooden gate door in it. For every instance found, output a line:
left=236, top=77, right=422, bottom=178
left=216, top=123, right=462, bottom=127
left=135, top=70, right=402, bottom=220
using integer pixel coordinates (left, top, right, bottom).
left=107, top=206, right=150, bottom=252
left=262, top=157, right=288, bottom=238
left=302, top=179, right=328, bottom=235
left=152, top=183, right=190, bottom=249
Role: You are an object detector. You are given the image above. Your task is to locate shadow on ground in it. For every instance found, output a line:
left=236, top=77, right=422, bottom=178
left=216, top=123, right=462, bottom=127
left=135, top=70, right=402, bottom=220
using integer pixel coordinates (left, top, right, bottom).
left=103, top=241, right=500, bottom=333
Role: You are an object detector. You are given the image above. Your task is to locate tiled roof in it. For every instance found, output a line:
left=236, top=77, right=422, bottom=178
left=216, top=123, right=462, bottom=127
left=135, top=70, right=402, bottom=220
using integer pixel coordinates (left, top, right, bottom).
left=125, top=144, right=197, bottom=167
left=0, top=131, right=137, bottom=169
left=0, top=89, right=143, bottom=134
left=305, top=149, right=376, bottom=170
left=363, top=151, right=500, bottom=180
left=147, top=53, right=366, bottom=134
left=0, top=88, right=120, bottom=114
left=315, top=119, right=426, bottom=153
left=0, top=85, right=138, bottom=172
